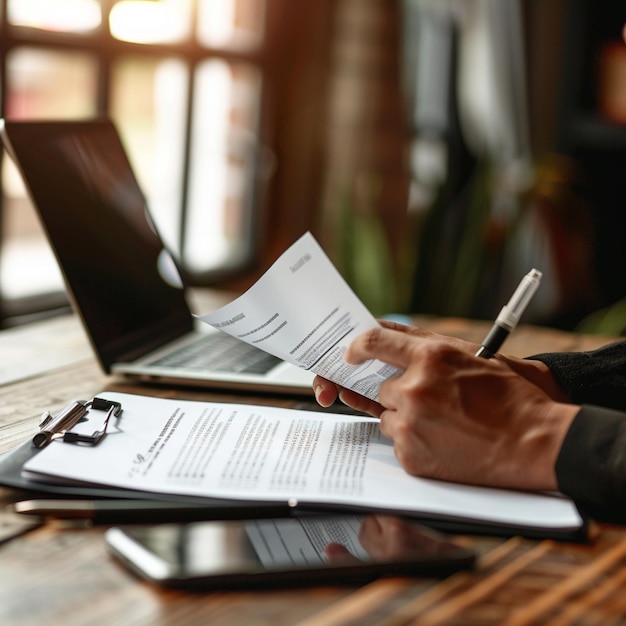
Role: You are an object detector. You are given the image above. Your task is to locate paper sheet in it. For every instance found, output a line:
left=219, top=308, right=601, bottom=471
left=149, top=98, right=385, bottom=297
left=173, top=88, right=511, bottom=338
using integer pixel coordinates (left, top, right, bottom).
left=196, top=232, right=401, bottom=401
left=23, top=392, right=584, bottom=532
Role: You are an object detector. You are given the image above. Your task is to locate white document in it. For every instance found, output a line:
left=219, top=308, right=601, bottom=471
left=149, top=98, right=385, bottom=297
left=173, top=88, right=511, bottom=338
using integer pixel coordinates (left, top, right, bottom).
left=23, top=391, right=584, bottom=534
left=196, top=232, right=401, bottom=402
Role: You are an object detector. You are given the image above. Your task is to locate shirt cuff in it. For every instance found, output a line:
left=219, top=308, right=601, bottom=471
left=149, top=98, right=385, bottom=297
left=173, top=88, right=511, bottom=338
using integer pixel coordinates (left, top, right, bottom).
left=556, top=405, right=626, bottom=521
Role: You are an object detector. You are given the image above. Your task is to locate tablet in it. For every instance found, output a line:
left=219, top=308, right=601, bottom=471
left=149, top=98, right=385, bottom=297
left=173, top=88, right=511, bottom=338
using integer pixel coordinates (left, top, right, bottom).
left=105, top=514, right=476, bottom=590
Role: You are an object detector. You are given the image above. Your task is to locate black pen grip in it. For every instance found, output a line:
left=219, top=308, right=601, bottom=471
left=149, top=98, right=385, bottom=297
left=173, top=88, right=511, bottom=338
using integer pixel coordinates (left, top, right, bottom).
left=477, top=324, right=509, bottom=358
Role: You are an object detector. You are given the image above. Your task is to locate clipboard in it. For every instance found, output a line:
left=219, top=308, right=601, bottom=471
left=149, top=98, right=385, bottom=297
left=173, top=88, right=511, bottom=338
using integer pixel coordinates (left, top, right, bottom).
left=0, top=395, right=292, bottom=519
left=2, top=391, right=590, bottom=541
left=0, top=436, right=589, bottom=539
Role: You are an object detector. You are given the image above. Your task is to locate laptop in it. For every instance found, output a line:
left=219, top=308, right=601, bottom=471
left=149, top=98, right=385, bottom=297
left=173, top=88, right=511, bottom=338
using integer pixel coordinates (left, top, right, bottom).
left=0, top=118, right=314, bottom=396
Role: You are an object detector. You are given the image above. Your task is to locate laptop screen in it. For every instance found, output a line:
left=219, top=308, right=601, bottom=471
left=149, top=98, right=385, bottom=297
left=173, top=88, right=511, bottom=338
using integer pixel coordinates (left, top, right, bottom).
left=1, top=119, right=193, bottom=370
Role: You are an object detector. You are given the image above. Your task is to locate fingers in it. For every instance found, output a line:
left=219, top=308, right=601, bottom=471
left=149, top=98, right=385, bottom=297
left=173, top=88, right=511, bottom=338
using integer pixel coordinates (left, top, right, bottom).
left=345, top=326, right=417, bottom=371
left=313, top=375, right=339, bottom=408
left=378, top=319, right=414, bottom=332
left=338, top=389, right=384, bottom=418
left=313, top=376, right=384, bottom=417
left=376, top=407, right=400, bottom=441
left=378, top=320, right=430, bottom=336
left=315, top=323, right=437, bottom=414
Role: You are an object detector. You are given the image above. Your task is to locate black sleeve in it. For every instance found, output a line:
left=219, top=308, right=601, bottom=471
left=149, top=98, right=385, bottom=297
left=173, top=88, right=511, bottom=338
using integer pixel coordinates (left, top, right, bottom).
left=530, top=341, right=626, bottom=520
left=556, top=405, right=626, bottom=523
left=529, top=340, right=626, bottom=411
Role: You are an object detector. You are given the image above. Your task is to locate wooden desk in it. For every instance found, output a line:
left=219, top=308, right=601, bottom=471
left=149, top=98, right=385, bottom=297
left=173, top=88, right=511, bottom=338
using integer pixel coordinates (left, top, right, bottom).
left=0, top=310, right=622, bottom=626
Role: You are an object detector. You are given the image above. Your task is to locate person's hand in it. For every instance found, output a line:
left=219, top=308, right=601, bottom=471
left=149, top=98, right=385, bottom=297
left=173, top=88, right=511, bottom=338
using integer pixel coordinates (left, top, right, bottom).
left=339, top=325, right=579, bottom=491
left=313, top=321, right=572, bottom=414
left=313, top=321, right=477, bottom=416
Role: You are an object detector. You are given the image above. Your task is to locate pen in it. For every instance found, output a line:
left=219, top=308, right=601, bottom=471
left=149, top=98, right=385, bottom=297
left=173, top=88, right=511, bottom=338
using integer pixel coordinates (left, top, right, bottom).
left=475, top=269, right=542, bottom=359
left=13, top=499, right=290, bottom=524
left=32, top=397, right=123, bottom=448
left=33, top=400, right=89, bottom=449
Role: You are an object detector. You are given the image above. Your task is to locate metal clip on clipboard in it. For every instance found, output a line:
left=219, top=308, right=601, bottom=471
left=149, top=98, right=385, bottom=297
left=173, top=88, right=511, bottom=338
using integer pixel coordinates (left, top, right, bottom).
left=33, top=397, right=123, bottom=449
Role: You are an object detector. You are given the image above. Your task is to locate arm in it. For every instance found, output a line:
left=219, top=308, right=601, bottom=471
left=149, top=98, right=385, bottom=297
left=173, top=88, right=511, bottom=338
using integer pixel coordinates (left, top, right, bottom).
left=555, top=405, right=626, bottom=522
left=530, top=341, right=626, bottom=411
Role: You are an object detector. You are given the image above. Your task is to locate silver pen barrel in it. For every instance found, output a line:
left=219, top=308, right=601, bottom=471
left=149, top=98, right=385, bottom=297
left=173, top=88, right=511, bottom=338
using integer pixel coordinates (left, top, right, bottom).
left=32, top=400, right=88, bottom=448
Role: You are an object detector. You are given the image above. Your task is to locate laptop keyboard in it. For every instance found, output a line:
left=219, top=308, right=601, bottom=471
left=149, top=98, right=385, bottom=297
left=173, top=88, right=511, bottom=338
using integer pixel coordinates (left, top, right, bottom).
left=148, top=333, right=282, bottom=374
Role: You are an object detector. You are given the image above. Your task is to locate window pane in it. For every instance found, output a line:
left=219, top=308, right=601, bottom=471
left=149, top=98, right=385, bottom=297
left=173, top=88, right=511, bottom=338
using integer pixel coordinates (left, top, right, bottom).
left=5, top=48, right=98, bottom=118
left=0, top=0, right=270, bottom=313
left=197, top=0, right=265, bottom=49
left=7, top=0, right=101, bottom=34
left=110, top=56, right=189, bottom=258
left=1, top=48, right=98, bottom=300
left=0, top=163, right=64, bottom=299
left=109, top=0, right=192, bottom=45
left=186, top=60, right=263, bottom=273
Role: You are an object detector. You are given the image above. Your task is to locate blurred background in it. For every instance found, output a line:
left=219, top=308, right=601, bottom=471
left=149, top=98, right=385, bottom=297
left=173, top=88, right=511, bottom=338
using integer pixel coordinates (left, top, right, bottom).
left=0, top=0, right=624, bottom=335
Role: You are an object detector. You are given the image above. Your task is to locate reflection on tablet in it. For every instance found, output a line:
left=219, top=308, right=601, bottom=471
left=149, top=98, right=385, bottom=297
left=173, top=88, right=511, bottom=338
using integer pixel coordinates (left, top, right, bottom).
left=105, top=514, right=476, bottom=589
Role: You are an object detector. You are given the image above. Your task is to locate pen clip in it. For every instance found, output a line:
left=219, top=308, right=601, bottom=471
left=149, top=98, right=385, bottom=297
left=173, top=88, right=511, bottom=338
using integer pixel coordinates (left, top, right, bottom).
left=32, top=397, right=123, bottom=449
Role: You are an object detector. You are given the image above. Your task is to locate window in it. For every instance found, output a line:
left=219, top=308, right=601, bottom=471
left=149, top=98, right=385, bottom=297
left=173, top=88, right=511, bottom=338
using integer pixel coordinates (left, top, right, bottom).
left=0, top=0, right=272, bottom=325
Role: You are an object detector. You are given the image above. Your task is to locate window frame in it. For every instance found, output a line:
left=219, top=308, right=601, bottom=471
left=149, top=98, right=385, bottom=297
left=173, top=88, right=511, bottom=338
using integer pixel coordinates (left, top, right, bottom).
left=0, top=0, right=291, bottom=326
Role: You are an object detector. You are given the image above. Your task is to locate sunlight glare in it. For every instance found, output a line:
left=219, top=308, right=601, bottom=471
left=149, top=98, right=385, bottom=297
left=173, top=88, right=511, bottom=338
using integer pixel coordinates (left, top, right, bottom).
left=197, top=0, right=265, bottom=49
left=197, top=0, right=235, bottom=46
left=109, top=0, right=192, bottom=44
left=7, top=0, right=101, bottom=33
